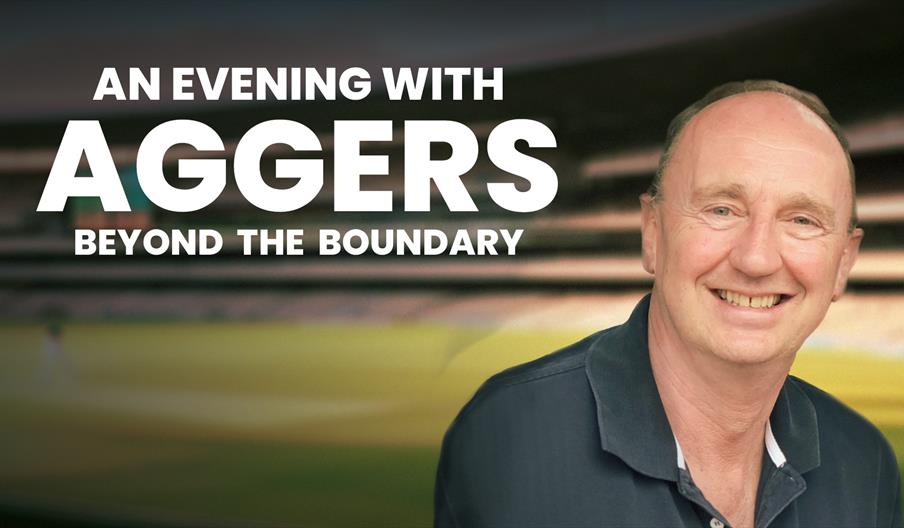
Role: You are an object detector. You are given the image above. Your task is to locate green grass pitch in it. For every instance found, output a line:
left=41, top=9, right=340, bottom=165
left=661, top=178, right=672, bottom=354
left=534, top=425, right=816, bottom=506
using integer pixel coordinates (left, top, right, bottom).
left=0, top=322, right=902, bottom=526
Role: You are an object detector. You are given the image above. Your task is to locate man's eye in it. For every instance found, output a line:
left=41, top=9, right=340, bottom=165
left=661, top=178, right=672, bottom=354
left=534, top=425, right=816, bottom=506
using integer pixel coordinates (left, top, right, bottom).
left=711, top=206, right=732, bottom=216
left=792, top=216, right=813, bottom=226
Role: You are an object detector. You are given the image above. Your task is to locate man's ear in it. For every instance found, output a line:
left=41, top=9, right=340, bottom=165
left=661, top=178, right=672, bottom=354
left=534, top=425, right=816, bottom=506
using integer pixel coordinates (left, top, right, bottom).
left=832, top=227, right=863, bottom=301
left=639, top=193, right=658, bottom=275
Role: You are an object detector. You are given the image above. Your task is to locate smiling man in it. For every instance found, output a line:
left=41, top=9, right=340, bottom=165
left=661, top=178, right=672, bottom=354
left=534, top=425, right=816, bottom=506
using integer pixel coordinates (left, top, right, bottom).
left=435, top=81, right=902, bottom=528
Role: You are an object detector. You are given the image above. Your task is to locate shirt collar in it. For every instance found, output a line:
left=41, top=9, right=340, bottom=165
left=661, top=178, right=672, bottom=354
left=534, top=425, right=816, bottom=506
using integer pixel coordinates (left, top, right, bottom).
left=584, top=293, right=821, bottom=481
left=674, top=420, right=787, bottom=471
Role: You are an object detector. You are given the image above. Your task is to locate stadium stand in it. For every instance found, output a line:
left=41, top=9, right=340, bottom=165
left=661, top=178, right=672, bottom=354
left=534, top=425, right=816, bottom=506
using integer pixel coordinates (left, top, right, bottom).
left=0, top=1, right=901, bottom=315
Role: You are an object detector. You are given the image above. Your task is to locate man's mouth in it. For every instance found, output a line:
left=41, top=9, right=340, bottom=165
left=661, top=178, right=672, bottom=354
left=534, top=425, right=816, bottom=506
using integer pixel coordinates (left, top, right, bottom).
left=714, top=289, right=789, bottom=309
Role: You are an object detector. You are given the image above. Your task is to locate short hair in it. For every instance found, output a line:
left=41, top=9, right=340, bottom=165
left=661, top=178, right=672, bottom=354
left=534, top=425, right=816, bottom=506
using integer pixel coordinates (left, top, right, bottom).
left=649, top=80, right=858, bottom=231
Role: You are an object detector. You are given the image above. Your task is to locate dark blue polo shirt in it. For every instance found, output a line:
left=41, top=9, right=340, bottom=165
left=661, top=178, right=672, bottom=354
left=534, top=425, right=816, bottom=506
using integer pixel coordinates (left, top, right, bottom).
left=435, top=295, right=902, bottom=528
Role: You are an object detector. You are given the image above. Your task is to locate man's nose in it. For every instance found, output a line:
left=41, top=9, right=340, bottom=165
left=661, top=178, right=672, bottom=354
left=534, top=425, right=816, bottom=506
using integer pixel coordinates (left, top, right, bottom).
left=728, top=218, right=783, bottom=277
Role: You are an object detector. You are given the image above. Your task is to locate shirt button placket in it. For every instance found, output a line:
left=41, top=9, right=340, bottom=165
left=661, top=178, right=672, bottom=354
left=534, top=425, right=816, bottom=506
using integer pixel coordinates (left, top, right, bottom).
left=710, top=518, right=725, bottom=528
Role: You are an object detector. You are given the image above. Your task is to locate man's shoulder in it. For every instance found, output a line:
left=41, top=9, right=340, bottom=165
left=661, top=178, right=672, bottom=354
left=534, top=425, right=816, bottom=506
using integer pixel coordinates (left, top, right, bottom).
left=482, top=331, right=602, bottom=387
left=436, top=327, right=638, bottom=527
left=443, top=329, right=610, bottom=440
left=458, top=329, right=606, bottom=414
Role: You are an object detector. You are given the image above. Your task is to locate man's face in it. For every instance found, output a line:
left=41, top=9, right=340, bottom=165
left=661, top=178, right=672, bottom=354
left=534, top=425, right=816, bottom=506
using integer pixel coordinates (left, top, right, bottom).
left=641, top=92, right=863, bottom=365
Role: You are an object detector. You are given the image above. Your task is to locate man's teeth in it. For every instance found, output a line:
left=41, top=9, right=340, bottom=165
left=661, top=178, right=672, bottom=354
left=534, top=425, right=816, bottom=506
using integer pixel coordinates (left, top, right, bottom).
left=717, top=289, right=780, bottom=308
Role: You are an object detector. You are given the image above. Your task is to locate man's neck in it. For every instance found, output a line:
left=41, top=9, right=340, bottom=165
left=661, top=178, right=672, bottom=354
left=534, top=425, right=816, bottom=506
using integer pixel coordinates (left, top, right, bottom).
left=646, top=298, right=793, bottom=527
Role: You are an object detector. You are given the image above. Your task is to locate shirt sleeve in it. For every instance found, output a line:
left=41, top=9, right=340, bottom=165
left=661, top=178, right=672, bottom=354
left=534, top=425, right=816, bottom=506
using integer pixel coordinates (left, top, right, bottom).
left=434, top=458, right=459, bottom=528
left=891, top=470, right=902, bottom=528
left=879, top=435, right=902, bottom=528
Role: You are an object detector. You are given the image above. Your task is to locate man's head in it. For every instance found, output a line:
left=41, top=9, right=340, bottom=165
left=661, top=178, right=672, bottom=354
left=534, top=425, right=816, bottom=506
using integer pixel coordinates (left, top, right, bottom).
left=649, top=80, right=858, bottom=231
left=640, top=80, right=863, bottom=365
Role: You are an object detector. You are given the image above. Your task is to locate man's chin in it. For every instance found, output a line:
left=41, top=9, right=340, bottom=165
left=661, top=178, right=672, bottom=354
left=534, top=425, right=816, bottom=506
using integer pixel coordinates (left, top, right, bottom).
left=704, top=334, right=794, bottom=366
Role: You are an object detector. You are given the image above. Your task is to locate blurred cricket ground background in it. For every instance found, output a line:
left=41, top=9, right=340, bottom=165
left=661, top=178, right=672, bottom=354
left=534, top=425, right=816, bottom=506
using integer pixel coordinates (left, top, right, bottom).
left=2, top=2, right=904, bottom=526
left=1, top=291, right=903, bottom=526
left=0, top=292, right=904, bottom=526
